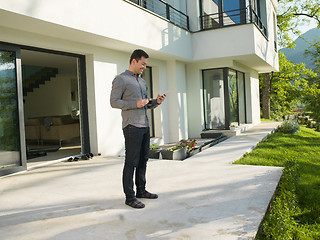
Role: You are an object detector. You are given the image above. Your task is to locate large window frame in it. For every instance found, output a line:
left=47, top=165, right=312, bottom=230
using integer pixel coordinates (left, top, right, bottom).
left=142, top=66, right=155, bottom=138
left=0, top=41, right=91, bottom=177
left=0, top=43, right=27, bottom=177
left=202, top=67, right=247, bottom=130
left=20, top=45, right=91, bottom=155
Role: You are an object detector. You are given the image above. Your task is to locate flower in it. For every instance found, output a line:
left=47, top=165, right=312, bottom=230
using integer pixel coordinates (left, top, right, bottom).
left=179, top=139, right=197, bottom=153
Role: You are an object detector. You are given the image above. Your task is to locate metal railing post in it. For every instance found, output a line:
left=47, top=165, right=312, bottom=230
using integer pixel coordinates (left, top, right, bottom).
left=249, top=0, right=253, bottom=23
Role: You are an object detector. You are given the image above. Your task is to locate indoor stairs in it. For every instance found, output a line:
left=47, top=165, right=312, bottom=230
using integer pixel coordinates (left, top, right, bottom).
left=23, top=67, right=58, bottom=96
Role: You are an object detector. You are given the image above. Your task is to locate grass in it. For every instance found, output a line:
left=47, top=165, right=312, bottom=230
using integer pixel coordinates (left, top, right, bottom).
left=234, top=125, right=320, bottom=239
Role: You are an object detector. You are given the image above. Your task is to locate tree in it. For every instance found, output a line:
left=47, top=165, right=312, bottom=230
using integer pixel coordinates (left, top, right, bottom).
left=303, top=38, right=320, bottom=122
left=261, top=0, right=320, bottom=119
left=277, top=0, right=320, bottom=48
left=261, top=73, right=271, bottom=119
left=262, top=52, right=316, bottom=120
left=305, top=38, right=320, bottom=74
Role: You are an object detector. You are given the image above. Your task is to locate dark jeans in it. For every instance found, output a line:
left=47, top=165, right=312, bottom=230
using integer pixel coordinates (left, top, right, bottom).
left=123, top=125, right=150, bottom=201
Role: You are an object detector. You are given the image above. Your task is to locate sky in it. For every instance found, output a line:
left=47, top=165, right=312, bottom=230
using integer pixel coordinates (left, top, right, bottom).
left=298, top=19, right=318, bottom=35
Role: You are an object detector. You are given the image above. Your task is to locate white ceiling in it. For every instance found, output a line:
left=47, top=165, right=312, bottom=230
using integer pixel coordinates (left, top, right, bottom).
left=21, top=49, right=77, bottom=69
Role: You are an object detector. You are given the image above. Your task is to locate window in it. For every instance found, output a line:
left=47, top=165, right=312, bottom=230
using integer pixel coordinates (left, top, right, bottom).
left=202, top=68, right=246, bottom=130
left=228, top=70, right=238, bottom=125
left=273, top=11, right=277, bottom=51
left=203, top=69, right=225, bottom=129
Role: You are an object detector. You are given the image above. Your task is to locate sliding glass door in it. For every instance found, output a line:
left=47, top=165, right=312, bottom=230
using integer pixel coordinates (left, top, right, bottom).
left=203, top=69, right=226, bottom=129
left=203, top=68, right=246, bottom=130
left=0, top=44, right=26, bottom=177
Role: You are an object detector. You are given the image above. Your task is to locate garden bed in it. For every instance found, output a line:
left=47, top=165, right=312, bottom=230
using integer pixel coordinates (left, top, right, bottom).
left=150, top=134, right=228, bottom=161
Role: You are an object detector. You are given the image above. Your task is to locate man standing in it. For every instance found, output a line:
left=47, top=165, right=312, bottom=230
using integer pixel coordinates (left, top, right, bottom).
left=110, top=49, right=166, bottom=208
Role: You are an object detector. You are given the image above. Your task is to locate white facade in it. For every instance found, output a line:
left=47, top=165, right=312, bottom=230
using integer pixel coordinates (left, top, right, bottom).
left=0, top=0, right=278, bottom=157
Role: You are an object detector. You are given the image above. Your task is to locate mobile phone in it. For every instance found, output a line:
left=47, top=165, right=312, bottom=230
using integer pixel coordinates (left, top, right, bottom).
left=147, top=98, right=153, bottom=107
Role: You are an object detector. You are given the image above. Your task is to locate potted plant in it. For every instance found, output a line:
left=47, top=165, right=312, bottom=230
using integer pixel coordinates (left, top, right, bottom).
left=230, top=124, right=236, bottom=131
left=179, top=139, right=198, bottom=157
left=160, top=145, right=187, bottom=160
left=149, top=143, right=160, bottom=159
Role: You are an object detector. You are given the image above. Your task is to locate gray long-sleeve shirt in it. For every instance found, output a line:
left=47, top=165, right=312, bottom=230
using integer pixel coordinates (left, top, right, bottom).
left=110, top=70, right=159, bottom=129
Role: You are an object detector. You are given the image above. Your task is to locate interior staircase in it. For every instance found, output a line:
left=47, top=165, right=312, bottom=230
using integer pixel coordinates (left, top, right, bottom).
left=23, top=67, right=58, bottom=97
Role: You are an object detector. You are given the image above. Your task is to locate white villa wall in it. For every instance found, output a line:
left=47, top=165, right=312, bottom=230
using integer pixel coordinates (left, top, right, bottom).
left=89, top=49, right=170, bottom=156
left=0, top=0, right=277, bottom=72
left=0, top=0, right=278, bottom=156
left=166, top=60, right=188, bottom=142
left=0, top=0, right=193, bottom=60
left=186, top=0, right=201, bottom=32
left=248, top=73, right=261, bottom=124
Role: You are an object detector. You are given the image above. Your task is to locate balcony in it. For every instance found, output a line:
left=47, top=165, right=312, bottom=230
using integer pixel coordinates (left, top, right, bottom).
left=128, top=0, right=189, bottom=30
left=200, top=6, right=268, bottom=39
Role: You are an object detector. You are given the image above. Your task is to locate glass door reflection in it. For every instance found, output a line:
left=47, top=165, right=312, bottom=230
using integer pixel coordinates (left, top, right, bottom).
left=0, top=46, right=26, bottom=176
left=228, top=70, right=239, bottom=126
left=203, top=69, right=225, bottom=129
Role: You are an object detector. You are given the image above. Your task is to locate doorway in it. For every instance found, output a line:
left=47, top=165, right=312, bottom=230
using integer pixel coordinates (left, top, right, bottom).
left=22, top=49, right=83, bottom=166
left=0, top=42, right=90, bottom=177
left=202, top=67, right=247, bottom=130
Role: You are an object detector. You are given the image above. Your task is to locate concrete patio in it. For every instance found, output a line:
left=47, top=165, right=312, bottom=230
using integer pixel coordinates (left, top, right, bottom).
left=0, top=121, right=283, bottom=240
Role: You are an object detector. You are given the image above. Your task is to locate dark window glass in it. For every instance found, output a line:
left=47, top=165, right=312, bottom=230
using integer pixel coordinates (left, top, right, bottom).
left=142, top=67, right=155, bottom=137
left=203, top=69, right=225, bottom=129
left=0, top=50, right=21, bottom=169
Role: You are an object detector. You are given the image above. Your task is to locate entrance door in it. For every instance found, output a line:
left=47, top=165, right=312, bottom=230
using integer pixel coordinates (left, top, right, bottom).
left=203, top=68, right=246, bottom=130
left=203, top=68, right=226, bottom=129
left=21, top=49, right=90, bottom=164
left=0, top=44, right=27, bottom=177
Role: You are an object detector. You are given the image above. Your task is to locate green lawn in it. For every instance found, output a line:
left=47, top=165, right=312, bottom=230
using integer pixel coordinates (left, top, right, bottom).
left=234, top=126, right=320, bottom=240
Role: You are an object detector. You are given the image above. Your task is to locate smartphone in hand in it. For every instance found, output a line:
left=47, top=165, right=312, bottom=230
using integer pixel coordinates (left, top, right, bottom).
left=147, top=98, right=153, bottom=107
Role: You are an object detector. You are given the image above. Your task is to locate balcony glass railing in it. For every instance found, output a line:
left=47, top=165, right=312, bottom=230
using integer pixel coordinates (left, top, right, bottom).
left=128, top=0, right=189, bottom=30
left=127, top=0, right=268, bottom=38
left=200, top=6, right=268, bottom=38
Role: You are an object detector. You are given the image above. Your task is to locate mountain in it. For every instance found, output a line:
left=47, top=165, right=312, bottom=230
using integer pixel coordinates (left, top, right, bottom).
left=281, top=28, right=320, bottom=70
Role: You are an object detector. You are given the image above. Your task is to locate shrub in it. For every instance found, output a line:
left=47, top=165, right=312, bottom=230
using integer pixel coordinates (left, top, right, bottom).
left=298, top=116, right=308, bottom=125
left=306, top=120, right=313, bottom=128
left=279, top=119, right=300, bottom=134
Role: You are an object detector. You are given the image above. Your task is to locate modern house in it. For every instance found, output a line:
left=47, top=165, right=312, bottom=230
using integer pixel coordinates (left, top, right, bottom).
left=0, top=0, right=278, bottom=176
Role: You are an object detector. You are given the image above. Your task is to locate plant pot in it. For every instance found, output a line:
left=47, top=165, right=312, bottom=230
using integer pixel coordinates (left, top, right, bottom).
left=149, top=149, right=160, bottom=159
left=160, top=146, right=187, bottom=160
left=230, top=127, right=236, bottom=131
left=187, top=148, right=200, bottom=158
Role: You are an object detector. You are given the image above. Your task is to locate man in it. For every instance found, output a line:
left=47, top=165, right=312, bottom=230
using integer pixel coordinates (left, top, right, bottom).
left=110, top=49, right=166, bottom=209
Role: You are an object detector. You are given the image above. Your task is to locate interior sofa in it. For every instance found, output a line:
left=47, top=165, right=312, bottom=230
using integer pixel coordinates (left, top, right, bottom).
left=25, top=115, right=80, bottom=146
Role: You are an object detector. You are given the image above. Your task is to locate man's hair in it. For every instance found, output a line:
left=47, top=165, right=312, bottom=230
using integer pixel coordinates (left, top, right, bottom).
left=129, top=49, right=149, bottom=64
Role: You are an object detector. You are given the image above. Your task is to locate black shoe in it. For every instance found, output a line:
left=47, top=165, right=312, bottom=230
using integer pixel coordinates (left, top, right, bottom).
left=136, top=190, right=158, bottom=199
left=125, top=198, right=145, bottom=208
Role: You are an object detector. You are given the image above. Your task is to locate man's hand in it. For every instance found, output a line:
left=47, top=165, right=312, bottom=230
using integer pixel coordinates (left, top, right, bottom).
left=137, top=99, right=149, bottom=108
left=156, top=93, right=166, bottom=104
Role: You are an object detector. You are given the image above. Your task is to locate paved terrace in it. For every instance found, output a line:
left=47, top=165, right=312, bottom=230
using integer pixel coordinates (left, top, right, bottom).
left=0, top=122, right=283, bottom=240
